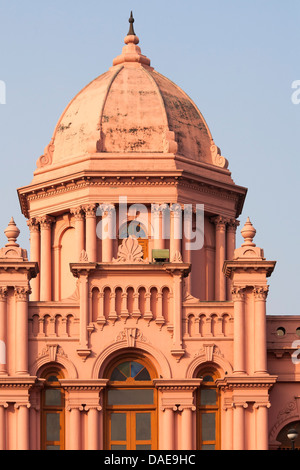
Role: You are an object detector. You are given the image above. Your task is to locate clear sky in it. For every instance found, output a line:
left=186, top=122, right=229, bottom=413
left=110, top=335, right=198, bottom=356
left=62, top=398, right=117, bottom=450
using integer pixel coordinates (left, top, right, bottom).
left=0, top=0, right=299, bottom=316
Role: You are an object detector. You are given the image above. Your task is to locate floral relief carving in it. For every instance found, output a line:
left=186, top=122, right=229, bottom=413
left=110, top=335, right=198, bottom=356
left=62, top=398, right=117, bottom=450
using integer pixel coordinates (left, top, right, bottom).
left=113, top=236, right=147, bottom=264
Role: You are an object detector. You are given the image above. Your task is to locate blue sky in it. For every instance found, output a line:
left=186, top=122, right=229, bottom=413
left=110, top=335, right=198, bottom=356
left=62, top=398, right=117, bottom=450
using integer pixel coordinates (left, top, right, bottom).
left=0, top=1, right=299, bottom=315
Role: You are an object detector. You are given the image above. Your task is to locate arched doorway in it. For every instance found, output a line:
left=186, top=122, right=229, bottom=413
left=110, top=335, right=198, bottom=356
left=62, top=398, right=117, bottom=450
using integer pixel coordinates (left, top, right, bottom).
left=104, top=355, right=158, bottom=450
left=277, top=421, right=300, bottom=450
left=41, top=368, right=65, bottom=450
left=197, top=368, right=221, bottom=450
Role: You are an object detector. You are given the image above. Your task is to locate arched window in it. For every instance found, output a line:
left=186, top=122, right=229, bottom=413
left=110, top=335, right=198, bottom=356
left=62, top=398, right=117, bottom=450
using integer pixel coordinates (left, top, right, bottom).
left=105, top=357, right=157, bottom=450
left=41, top=369, right=65, bottom=450
left=119, top=221, right=148, bottom=259
left=197, top=369, right=220, bottom=450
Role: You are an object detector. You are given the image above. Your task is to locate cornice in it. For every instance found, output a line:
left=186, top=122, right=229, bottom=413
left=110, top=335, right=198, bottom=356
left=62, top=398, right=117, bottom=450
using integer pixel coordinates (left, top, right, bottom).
left=221, top=374, right=278, bottom=390
left=18, top=171, right=246, bottom=219
left=153, top=379, right=202, bottom=390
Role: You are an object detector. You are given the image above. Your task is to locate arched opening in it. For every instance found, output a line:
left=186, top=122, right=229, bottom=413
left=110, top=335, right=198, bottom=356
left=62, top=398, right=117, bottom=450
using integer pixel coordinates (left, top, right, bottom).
left=119, top=221, right=148, bottom=259
left=197, top=368, right=220, bottom=450
left=277, top=421, right=300, bottom=450
left=104, top=355, right=158, bottom=450
left=41, top=367, right=65, bottom=450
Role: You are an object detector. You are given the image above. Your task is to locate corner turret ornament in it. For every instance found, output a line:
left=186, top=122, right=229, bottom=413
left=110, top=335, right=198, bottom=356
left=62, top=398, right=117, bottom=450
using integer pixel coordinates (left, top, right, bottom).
left=0, top=217, right=28, bottom=260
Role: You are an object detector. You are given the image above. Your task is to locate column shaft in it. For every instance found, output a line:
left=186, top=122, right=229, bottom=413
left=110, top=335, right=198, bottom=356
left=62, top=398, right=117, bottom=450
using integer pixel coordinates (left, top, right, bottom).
left=0, top=289, right=7, bottom=375
left=28, top=219, right=40, bottom=301
left=39, top=216, right=53, bottom=301
left=71, top=208, right=85, bottom=261
left=170, top=204, right=182, bottom=261
left=87, top=408, right=99, bottom=450
left=181, top=408, right=193, bottom=450
left=254, top=287, right=268, bottom=374
left=84, top=205, right=97, bottom=263
left=0, top=405, right=6, bottom=450
left=233, top=405, right=245, bottom=450
left=256, top=405, right=269, bottom=450
left=232, top=288, right=246, bottom=374
left=17, top=405, right=30, bottom=450
left=213, top=216, right=226, bottom=301
left=163, top=408, right=175, bottom=449
left=69, top=408, right=81, bottom=450
left=15, top=288, right=29, bottom=375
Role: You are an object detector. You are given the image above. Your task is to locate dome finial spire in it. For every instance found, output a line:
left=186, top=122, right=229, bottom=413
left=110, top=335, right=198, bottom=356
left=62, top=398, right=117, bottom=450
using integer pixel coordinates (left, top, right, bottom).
left=128, top=11, right=135, bottom=36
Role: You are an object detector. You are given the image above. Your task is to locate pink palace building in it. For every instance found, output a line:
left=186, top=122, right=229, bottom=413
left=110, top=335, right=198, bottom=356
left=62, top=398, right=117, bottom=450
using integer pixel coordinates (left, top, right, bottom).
left=0, top=14, right=299, bottom=451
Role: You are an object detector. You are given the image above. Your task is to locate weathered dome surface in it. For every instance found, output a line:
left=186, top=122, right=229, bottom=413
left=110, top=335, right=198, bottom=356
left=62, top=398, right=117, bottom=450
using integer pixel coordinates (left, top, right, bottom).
left=36, top=20, right=228, bottom=172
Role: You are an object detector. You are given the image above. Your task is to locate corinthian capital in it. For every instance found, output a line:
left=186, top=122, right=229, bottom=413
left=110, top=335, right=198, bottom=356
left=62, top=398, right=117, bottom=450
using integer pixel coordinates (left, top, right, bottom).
left=70, top=206, right=85, bottom=220
left=27, top=218, right=40, bottom=232
left=37, top=215, right=55, bottom=229
left=14, top=286, right=31, bottom=301
left=82, top=204, right=98, bottom=217
left=253, top=286, right=269, bottom=301
left=211, top=215, right=227, bottom=230
left=231, top=286, right=245, bottom=301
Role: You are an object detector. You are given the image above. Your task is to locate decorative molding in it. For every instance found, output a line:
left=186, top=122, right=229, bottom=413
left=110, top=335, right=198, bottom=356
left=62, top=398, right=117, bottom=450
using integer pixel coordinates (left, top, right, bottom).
left=115, top=328, right=149, bottom=348
left=36, top=138, right=55, bottom=168
left=210, top=141, right=229, bottom=169
left=79, top=250, right=89, bottom=262
left=113, top=237, right=147, bottom=264
left=172, top=251, right=183, bottom=263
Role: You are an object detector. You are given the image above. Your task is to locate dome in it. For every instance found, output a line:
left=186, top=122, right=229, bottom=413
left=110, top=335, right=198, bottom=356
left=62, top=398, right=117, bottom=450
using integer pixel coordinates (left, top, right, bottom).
left=35, top=14, right=228, bottom=172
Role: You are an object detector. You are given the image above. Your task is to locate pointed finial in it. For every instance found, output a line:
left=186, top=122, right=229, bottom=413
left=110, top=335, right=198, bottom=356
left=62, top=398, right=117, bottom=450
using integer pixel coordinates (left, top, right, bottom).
left=128, top=11, right=136, bottom=36
left=241, top=217, right=256, bottom=247
left=4, top=217, right=20, bottom=247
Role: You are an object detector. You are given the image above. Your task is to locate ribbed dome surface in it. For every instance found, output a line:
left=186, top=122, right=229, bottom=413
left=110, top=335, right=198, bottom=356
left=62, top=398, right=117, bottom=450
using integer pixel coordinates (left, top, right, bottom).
left=36, top=20, right=228, bottom=171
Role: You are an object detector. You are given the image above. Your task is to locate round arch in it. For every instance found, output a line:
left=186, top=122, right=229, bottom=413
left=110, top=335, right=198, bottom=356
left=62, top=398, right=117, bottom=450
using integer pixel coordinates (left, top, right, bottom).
left=91, top=340, right=172, bottom=380
left=185, top=347, right=233, bottom=379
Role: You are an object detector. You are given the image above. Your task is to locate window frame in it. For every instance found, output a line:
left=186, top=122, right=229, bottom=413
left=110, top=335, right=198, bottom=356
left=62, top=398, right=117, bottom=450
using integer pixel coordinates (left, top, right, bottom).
left=41, top=369, right=65, bottom=451
left=104, top=356, right=158, bottom=450
left=197, top=369, right=221, bottom=450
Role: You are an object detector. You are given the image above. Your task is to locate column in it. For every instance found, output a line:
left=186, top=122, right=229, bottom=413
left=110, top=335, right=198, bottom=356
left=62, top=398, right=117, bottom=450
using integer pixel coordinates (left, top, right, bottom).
left=223, top=404, right=233, bottom=450
left=39, top=216, right=53, bottom=301
left=70, top=207, right=85, bottom=261
left=182, top=206, right=192, bottom=292
left=16, top=404, right=30, bottom=450
left=15, top=287, right=30, bottom=375
left=180, top=407, right=194, bottom=450
left=84, top=204, right=97, bottom=263
left=79, top=273, right=89, bottom=351
left=255, top=403, right=269, bottom=450
left=170, top=204, right=182, bottom=261
left=152, top=204, right=165, bottom=251
left=171, top=271, right=184, bottom=359
left=0, top=288, right=8, bottom=375
left=0, top=404, right=7, bottom=450
left=163, top=407, right=175, bottom=449
left=232, top=287, right=246, bottom=375
left=212, top=216, right=226, bottom=301
left=68, top=407, right=81, bottom=450
left=226, top=219, right=239, bottom=300
left=87, top=407, right=100, bottom=450
left=98, top=204, right=115, bottom=263
left=233, top=403, right=246, bottom=450
left=254, top=286, right=269, bottom=374
left=27, top=218, right=40, bottom=301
